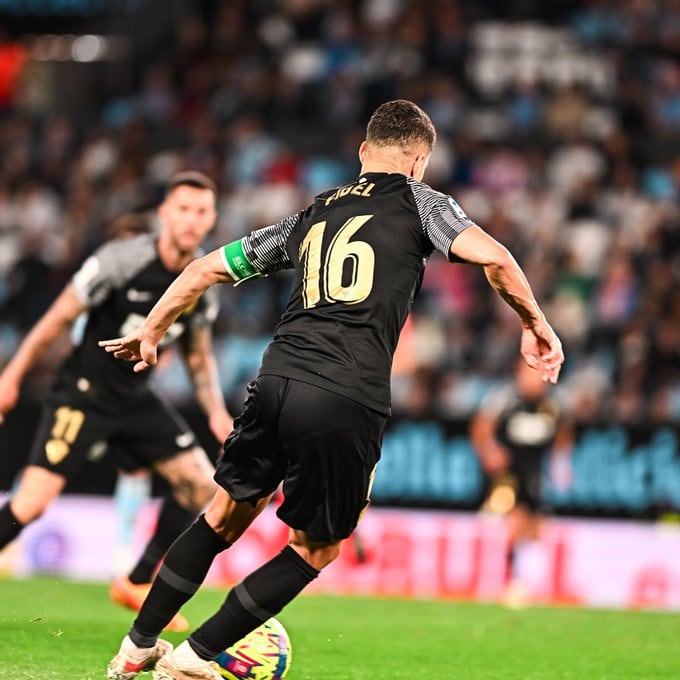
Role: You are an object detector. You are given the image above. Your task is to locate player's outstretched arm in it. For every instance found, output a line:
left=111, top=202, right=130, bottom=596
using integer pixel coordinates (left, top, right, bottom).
left=0, top=284, right=87, bottom=424
left=450, top=226, right=564, bottom=384
left=99, top=250, right=233, bottom=373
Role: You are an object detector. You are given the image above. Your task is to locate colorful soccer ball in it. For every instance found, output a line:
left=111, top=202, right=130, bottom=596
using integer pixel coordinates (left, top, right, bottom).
left=213, top=617, right=292, bottom=679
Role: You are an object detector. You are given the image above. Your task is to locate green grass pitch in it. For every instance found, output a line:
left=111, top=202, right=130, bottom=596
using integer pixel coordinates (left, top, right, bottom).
left=0, top=577, right=678, bottom=679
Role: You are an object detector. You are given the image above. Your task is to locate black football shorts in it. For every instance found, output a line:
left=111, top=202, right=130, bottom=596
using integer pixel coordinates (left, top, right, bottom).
left=511, top=453, right=544, bottom=512
left=215, top=375, right=386, bottom=543
left=27, top=380, right=198, bottom=479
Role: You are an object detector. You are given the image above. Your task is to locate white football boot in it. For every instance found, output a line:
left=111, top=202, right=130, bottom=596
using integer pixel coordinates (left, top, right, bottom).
left=107, top=635, right=173, bottom=679
left=152, top=641, right=222, bottom=680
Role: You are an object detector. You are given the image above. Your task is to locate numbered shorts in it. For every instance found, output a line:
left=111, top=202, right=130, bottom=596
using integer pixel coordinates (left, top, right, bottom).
left=27, top=383, right=198, bottom=479
left=215, top=375, right=386, bottom=543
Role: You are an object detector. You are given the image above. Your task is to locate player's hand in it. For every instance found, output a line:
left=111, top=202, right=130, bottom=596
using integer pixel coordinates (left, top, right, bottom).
left=98, top=330, right=159, bottom=373
left=209, top=409, right=234, bottom=443
left=520, top=319, right=563, bottom=384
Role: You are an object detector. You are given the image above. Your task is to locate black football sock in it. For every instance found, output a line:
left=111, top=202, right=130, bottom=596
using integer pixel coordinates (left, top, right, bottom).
left=129, top=514, right=230, bottom=648
left=188, top=545, right=320, bottom=661
left=128, top=494, right=196, bottom=585
left=0, top=503, right=24, bottom=549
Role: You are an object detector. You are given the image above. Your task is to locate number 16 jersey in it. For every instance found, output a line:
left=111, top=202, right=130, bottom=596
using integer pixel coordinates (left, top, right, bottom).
left=223, top=172, right=475, bottom=415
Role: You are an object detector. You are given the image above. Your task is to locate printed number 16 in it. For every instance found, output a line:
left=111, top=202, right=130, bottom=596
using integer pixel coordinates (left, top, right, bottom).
left=299, top=215, right=375, bottom=308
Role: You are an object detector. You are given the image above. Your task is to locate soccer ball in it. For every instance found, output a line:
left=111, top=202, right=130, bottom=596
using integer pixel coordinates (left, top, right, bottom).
left=213, top=617, right=292, bottom=679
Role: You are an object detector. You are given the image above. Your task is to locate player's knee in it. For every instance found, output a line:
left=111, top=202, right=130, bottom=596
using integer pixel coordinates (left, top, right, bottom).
left=288, top=534, right=341, bottom=571
left=294, top=543, right=340, bottom=571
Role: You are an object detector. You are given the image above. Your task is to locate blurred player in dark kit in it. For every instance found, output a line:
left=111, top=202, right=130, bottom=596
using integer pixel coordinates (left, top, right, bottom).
left=0, top=171, right=232, bottom=632
left=471, top=359, right=571, bottom=604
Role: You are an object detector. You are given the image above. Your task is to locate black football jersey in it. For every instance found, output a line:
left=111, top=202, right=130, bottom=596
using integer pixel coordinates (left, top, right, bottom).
left=61, top=233, right=218, bottom=406
left=483, top=384, right=560, bottom=458
left=236, top=172, right=475, bottom=414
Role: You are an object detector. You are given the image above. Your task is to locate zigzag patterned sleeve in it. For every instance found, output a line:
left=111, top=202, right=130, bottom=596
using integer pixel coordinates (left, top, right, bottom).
left=407, top=178, right=476, bottom=259
left=241, top=212, right=301, bottom=275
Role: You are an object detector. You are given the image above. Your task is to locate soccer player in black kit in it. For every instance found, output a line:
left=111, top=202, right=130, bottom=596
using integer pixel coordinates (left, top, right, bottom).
left=103, top=100, right=564, bottom=679
left=0, top=171, right=232, bottom=633
left=471, top=359, right=568, bottom=605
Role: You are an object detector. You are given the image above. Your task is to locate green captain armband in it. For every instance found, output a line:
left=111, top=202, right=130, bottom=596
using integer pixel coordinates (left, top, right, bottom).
left=219, top=238, right=261, bottom=283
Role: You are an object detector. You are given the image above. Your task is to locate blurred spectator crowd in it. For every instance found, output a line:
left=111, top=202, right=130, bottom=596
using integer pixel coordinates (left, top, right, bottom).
left=0, top=0, right=679, bottom=427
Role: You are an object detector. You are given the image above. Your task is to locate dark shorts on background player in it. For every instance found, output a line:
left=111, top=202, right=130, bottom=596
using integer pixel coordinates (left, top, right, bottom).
left=27, top=380, right=197, bottom=479
left=511, top=453, right=544, bottom=512
left=215, top=375, right=385, bottom=543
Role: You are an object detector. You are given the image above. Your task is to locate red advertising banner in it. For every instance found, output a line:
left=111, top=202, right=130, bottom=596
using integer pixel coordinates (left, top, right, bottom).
left=2, top=495, right=680, bottom=610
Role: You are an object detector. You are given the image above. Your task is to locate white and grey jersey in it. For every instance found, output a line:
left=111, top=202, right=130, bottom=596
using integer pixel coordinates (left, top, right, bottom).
left=61, top=233, right=218, bottom=405
left=73, top=233, right=218, bottom=329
